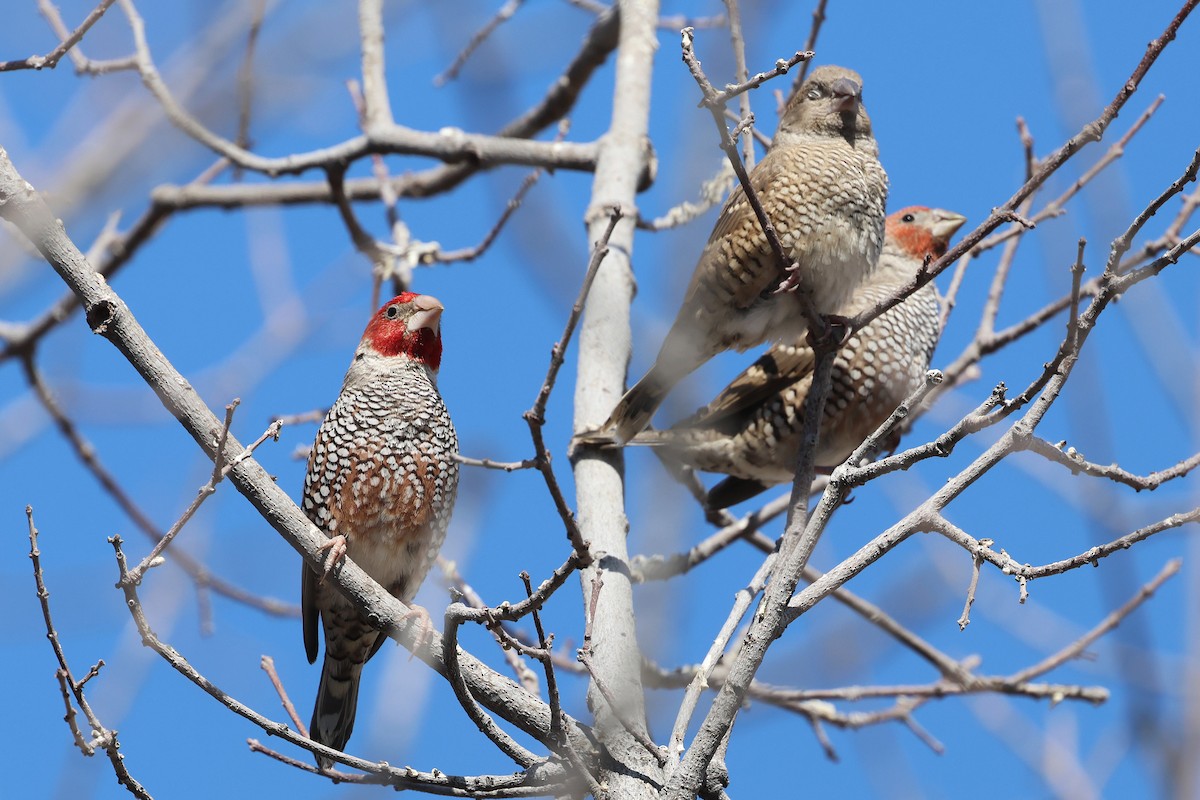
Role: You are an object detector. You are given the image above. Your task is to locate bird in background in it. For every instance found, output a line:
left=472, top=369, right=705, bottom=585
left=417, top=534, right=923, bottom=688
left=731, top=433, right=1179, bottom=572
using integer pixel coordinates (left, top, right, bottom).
left=301, top=292, right=459, bottom=766
left=583, top=64, right=889, bottom=445
left=630, top=206, right=964, bottom=509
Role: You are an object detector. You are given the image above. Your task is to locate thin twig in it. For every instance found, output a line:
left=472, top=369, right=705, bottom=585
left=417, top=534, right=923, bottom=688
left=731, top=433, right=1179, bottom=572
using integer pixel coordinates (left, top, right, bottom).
left=453, top=453, right=538, bottom=472
left=630, top=494, right=790, bottom=582
left=27, top=508, right=153, bottom=799
left=788, top=0, right=828, bottom=98
left=127, top=399, right=240, bottom=582
left=19, top=355, right=297, bottom=616
left=233, top=0, right=268, bottom=172
left=957, top=550, right=984, bottom=631
left=429, top=168, right=545, bottom=264
left=518, top=570, right=602, bottom=796
left=104, top=0, right=610, bottom=179
left=0, top=0, right=119, bottom=72
left=977, top=194, right=1039, bottom=340
left=438, top=557, right=541, bottom=695
left=1017, top=116, right=1036, bottom=180
left=442, top=609, right=541, bottom=767
left=111, top=534, right=567, bottom=791
left=260, top=655, right=308, bottom=737
left=577, top=577, right=667, bottom=766
left=1019, top=437, right=1200, bottom=490
left=524, top=206, right=623, bottom=563
left=973, top=96, right=1165, bottom=254
left=721, top=0, right=754, bottom=167
left=435, top=0, right=526, bottom=86
left=448, top=553, right=585, bottom=629
left=1007, top=559, right=1181, bottom=684
left=637, top=161, right=734, bottom=231
left=931, top=508, right=1200, bottom=586
left=665, top=552, right=775, bottom=773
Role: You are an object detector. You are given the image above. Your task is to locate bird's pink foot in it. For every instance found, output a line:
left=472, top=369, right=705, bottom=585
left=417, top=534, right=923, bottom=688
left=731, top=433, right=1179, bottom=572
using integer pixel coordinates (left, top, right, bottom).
left=774, top=264, right=805, bottom=296
left=316, top=535, right=348, bottom=584
left=401, top=604, right=437, bottom=659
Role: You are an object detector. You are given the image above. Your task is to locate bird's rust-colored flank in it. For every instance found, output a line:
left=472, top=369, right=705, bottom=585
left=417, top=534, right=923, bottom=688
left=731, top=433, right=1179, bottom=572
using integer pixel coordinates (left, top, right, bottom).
left=301, top=292, right=458, bottom=766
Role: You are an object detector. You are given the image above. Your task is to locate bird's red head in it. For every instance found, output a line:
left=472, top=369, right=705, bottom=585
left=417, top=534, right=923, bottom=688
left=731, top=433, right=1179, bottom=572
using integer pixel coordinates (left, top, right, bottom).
left=885, top=206, right=967, bottom=262
left=361, top=292, right=443, bottom=370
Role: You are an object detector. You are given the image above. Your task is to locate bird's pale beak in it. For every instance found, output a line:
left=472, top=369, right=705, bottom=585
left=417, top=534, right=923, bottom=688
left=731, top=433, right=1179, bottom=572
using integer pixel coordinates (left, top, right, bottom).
left=931, top=211, right=967, bottom=242
left=407, top=295, right=445, bottom=332
left=830, top=78, right=862, bottom=114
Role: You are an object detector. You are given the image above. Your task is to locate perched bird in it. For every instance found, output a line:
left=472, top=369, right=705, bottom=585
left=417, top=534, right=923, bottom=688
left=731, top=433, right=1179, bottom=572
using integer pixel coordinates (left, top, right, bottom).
left=632, top=206, right=965, bottom=508
left=590, top=64, right=889, bottom=444
left=301, top=292, right=458, bottom=764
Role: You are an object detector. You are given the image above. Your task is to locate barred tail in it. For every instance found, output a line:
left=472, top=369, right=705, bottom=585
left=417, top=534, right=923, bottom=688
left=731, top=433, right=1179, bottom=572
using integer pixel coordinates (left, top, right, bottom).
left=607, top=369, right=674, bottom=443
left=571, top=371, right=672, bottom=448
left=310, top=657, right=363, bottom=768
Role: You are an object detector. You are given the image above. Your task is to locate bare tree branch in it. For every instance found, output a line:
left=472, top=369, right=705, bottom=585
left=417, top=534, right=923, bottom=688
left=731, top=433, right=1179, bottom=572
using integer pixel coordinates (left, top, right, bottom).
left=569, top=0, right=663, bottom=795
left=0, top=0, right=119, bottom=72
left=25, top=508, right=153, bottom=799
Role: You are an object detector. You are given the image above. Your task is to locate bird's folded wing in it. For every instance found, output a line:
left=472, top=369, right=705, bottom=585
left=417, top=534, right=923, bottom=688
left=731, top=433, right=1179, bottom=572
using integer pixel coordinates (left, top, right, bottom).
left=679, top=154, right=801, bottom=312
left=683, top=343, right=815, bottom=429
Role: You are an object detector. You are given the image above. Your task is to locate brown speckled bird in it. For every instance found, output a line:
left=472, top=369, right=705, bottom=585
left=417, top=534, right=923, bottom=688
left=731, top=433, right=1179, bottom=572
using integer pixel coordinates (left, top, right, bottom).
left=301, top=292, right=458, bottom=764
left=632, top=206, right=964, bottom=508
left=592, top=65, right=889, bottom=444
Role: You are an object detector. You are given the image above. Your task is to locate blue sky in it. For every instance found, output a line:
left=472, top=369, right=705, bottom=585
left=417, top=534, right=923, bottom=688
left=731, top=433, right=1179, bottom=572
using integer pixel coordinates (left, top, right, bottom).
left=2, top=1, right=1198, bottom=798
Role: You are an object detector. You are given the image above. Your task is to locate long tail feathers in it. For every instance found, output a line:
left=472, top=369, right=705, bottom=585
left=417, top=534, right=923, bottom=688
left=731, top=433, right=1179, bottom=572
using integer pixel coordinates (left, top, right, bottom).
left=575, top=369, right=673, bottom=448
left=607, top=375, right=666, bottom=443
left=310, top=657, right=363, bottom=769
left=575, top=328, right=711, bottom=448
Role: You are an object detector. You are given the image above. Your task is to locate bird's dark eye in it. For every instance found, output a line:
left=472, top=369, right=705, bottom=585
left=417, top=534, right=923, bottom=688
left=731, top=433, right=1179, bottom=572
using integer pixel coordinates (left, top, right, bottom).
left=902, top=213, right=916, bottom=223
left=385, top=305, right=400, bottom=319
left=806, top=85, right=823, bottom=100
